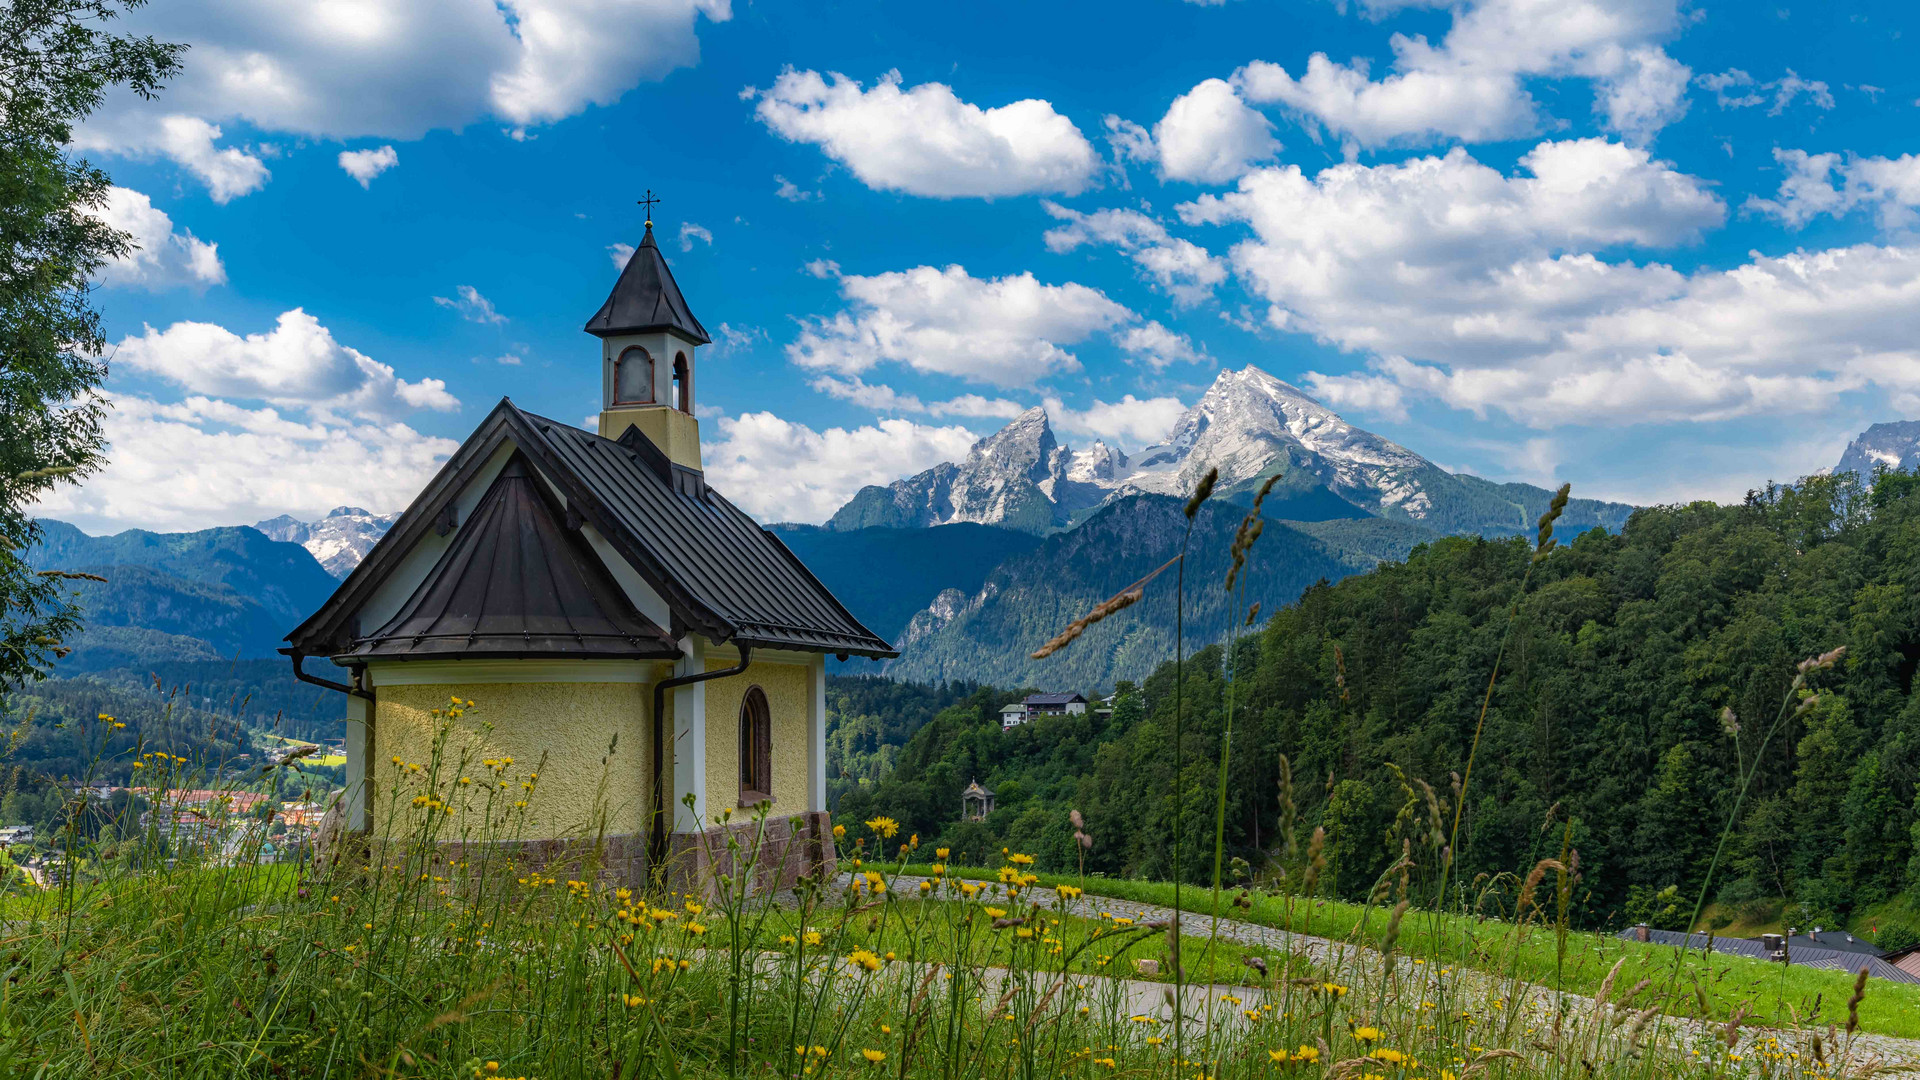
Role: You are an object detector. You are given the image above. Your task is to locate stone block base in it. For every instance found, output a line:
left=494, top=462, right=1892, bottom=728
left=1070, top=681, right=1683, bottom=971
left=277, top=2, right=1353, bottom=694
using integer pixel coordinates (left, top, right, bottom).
left=661, top=811, right=837, bottom=897
left=329, top=813, right=835, bottom=899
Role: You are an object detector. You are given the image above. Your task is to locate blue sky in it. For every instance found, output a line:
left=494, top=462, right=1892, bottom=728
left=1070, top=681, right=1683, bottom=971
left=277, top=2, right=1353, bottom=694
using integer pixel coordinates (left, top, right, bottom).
left=43, top=0, right=1920, bottom=532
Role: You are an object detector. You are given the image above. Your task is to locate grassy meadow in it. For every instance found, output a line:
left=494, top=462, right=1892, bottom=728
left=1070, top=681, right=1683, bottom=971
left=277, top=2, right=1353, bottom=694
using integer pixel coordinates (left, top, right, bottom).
left=5, top=475, right=1912, bottom=1078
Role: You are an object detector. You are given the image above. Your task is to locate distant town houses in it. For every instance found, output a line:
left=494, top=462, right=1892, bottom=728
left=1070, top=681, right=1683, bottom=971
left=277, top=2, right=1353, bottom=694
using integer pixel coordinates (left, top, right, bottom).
left=0, top=825, right=32, bottom=847
left=1000, top=693, right=1088, bottom=730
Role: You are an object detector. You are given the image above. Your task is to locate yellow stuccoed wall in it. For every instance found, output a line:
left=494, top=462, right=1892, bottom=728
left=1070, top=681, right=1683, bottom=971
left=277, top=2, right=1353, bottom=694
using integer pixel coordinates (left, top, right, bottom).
left=374, top=681, right=652, bottom=840
left=702, top=658, right=811, bottom=820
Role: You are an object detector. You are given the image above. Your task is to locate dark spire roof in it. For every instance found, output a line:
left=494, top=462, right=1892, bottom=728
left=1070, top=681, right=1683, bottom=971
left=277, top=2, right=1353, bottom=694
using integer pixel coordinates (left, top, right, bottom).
left=583, top=223, right=711, bottom=344
left=342, top=454, right=680, bottom=661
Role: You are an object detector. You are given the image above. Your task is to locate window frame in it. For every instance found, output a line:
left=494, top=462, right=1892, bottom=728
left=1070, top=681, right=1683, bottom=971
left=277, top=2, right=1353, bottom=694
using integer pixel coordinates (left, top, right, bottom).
left=738, top=685, right=773, bottom=806
left=613, top=346, right=655, bottom=405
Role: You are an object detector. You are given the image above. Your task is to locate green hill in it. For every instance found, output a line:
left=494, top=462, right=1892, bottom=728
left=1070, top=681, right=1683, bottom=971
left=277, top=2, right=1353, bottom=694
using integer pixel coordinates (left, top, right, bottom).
left=841, top=469, right=1920, bottom=934
left=30, top=521, right=339, bottom=666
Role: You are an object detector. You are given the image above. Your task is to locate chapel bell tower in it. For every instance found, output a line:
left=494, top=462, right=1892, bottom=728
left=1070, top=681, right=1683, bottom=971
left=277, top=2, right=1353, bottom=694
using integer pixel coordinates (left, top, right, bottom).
left=585, top=196, right=711, bottom=469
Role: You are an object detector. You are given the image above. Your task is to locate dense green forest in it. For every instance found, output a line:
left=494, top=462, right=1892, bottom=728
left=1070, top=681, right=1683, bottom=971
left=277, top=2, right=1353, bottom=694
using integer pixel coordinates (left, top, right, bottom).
left=838, top=469, right=1920, bottom=933
left=825, top=676, right=993, bottom=810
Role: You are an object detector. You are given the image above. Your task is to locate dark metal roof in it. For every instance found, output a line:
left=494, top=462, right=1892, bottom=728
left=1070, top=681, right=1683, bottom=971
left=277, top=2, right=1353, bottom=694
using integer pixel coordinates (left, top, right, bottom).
left=1024, top=692, right=1087, bottom=705
left=517, top=408, right=896, bottom=657
left=341, top=454, right=680, bottom=661
left=288, top=399, right=895, bottom=661
left=583, top=224, right=711, bottom=344
left=1621, top=928, right=1919, bottom=984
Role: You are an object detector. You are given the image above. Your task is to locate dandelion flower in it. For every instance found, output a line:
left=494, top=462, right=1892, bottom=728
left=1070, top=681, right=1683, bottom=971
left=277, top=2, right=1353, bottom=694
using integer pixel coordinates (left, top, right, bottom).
left=860, top=1049, right=886, bottom=1064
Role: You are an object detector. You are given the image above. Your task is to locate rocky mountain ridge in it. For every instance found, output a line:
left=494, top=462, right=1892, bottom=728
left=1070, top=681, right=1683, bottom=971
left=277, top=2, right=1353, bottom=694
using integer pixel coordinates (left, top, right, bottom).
left=830, top=365, right=1636, bottom=538
left=1836, top=421, right=1920, bottom=479
left=254, top=506, right=398, bottom=578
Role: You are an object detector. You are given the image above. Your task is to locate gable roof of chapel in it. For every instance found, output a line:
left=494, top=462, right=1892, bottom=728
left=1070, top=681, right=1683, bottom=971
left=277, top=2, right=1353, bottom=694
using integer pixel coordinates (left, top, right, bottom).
left=286, top=400, right=896, bottom=662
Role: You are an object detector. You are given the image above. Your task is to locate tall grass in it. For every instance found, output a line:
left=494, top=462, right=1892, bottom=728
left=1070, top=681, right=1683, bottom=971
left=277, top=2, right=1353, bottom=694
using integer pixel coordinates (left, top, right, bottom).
left=2, top=693, right=1887, bottom=1077
left=0, top=472, right=1904, bottom=1076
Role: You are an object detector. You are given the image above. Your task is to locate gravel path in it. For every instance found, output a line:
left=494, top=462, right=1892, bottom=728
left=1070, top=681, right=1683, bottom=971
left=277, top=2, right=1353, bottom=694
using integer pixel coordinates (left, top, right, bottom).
left=812, top=873, right=1920, bottom=1069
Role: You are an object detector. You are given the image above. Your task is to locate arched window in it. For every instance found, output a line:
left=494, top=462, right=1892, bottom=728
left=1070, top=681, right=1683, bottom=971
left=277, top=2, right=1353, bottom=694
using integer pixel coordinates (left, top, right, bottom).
left=739, top=686, right=772, bottom=805
left=613, top=346, right=653, bottom=405
left=672, top=352, right=690, bottom=413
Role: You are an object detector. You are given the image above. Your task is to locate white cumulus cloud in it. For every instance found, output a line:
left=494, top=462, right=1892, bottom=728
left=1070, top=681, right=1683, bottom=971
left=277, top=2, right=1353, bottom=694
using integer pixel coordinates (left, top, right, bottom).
left=752, top=69, right=1099, bottom=198
left=1234, top=0, right=1691, bottom=148
left=1115, top=321, right=1208, bottom=369
left=338, top=145, right=398, bottom=187
left=75, top=115, right=270, bottom=203
left=112, top=308, right=459, bottom=418
left=1181, top=137, right=1920, bottom=427
left=434, top=285, right=507, bottom=325
left=1149, top=78, right=1280, bottom=184
left=704, top=411, right=978, bottom=522
left=679, top=222, right=713, bottom=251
left=1042, top=201, right=1227, bottom=306
left=1749, top=149, right=1920, bottom=231
left=790, top=264, right=1134, bottom=387
left=810, top=375, right=1026, bottom=419
left=1182, top=138, right=1723, bottom=365
left=34, top=396, right=459, bottom=534
left=1043, top=394, right=1190, bottom=445
left=78, top=0, right=729, bottom=197
left=92, top=187, right=226, bottom=290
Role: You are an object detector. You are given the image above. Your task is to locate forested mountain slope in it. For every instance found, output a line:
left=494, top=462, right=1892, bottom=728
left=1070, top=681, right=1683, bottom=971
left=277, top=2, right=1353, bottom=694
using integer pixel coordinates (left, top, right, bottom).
left=881, top=494, right=1391, bottom=689
left=839, top=470, right=1920, bottom=929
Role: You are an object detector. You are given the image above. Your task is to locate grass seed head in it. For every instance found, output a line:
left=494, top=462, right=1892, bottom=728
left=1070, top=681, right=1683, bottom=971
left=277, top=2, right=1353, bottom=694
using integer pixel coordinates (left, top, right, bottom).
left=1184, top=466, right=1219, bottom=519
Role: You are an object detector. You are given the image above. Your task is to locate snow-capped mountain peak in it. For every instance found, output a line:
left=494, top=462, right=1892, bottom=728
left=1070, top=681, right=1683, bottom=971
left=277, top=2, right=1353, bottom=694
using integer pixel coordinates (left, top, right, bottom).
left=255, top=505, right=398, bottom=579
left=827, top=363, right=1633, bottom=537
left=1124, top=366, right=1432, bottom=508
left=1836, top=421, right=1920, bottom=479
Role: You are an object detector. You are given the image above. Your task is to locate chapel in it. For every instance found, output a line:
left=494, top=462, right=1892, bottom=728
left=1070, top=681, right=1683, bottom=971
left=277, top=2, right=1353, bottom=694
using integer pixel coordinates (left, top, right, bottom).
left=282, top=213, right=895, bottom=889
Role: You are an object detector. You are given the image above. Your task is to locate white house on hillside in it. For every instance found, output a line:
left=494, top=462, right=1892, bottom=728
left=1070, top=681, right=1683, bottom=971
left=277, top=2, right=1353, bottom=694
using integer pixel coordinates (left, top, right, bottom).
left=1001, top=693, right=1088, bottom=729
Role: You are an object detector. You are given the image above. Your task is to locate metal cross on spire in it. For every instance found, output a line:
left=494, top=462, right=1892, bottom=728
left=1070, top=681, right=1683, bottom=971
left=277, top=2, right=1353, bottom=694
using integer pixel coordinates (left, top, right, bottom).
left=638, top=189, right=660, bottom=229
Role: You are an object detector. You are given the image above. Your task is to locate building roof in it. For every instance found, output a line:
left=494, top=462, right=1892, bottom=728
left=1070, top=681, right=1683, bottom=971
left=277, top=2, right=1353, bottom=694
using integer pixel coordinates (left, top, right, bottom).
left=1621, top=928, right=1919, bottom=984
left=962, top=779, right=994, bottom=798
left=1024, top=692, right=1087, bottom=705
left=583, top=223, right=711, bottom=344
left=341, top=454, right=681, bottom=661
left=1789, top=929, right=1883, bottom=956
left=287, top=400, right=896, bottom=661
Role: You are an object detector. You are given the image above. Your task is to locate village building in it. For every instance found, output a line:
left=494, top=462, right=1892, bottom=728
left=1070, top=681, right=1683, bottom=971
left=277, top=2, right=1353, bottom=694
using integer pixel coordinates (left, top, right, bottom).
left=284, top=209, right=895, bottom=890
left=1000, top=692, right=1088, bottom=729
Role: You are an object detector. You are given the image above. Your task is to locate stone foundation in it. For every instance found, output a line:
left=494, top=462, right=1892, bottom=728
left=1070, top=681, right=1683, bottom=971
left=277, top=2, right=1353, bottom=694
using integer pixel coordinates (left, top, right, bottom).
left=328, top=812, right=836, bottom=897
left=661, top=811, right=837, bottom=896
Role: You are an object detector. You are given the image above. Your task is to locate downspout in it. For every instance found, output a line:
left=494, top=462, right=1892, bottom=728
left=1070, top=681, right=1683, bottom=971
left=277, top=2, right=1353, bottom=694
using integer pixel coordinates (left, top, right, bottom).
left=288, top=650, right=374, bottom=701
left=650, top=644, right=752, bottom=871
left=287, top=650, right=376, bottom=835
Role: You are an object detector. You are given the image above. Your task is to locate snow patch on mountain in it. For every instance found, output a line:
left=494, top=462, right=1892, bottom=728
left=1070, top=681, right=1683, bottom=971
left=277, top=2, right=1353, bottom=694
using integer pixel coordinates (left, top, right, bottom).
left=1836, top=421, right=1920, bottom=479
left=828, top=363, right=1635, bottom=537
left=254, top=506, right=397, bottom=579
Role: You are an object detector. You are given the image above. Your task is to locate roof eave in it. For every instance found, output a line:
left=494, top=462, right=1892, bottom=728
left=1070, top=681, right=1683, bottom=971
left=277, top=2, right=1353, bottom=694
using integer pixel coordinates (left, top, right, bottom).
left=584, top=321, right=712, bottom=346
